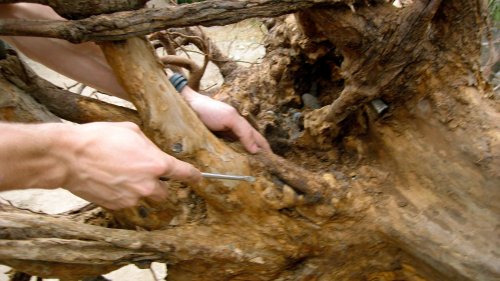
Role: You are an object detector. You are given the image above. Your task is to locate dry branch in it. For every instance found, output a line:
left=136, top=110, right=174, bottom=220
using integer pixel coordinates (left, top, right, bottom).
left=184, top=27, right=239, bottom=81
left=0, top=209, right=261, bottom=265
left=160, top=54, right=205, bottom=91
left=0, top=73, right=60, bottom=123
left=0, top=0, right=351, bottom=43
left=166, top=30, right=210, bottom=91
left=0, top=51, right=140, bottom=124
left=0, top=0, right=147, bottom=19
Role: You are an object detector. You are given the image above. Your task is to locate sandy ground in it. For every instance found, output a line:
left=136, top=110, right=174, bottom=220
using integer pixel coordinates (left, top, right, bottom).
left=0, top=15, right=264, bottom=281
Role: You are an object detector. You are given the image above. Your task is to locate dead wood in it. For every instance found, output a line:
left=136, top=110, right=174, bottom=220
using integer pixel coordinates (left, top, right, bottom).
left=0, top=51, right=140, bottom=124
left=0, top=0, right=499, bottom=280
left=0, top=0, right=147, bottom=19
left=0, top=54, right=60, bottom=123
left=154, top=26, right=238, bottom=89
left=179, top=27, right=239, bottom=81
left=159, top=55, right=204, bottom=91
left=0, top=0, right=359, bottom=43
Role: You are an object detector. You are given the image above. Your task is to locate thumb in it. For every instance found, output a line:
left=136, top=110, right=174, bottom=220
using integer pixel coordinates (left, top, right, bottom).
left=160, top=155, right=202, bottom=184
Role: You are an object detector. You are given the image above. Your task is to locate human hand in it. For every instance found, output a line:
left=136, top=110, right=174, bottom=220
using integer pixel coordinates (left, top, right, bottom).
left=180, top=87, right=271, bottom=154
left=62, top=122, right=201, bottom=210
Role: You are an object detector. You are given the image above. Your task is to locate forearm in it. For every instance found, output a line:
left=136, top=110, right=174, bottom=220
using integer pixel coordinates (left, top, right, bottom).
left=0, top=3, right=128, bottom=99
left=0, top=121, right=201, bottom=209
left=0, top=122, right=71, bottom=191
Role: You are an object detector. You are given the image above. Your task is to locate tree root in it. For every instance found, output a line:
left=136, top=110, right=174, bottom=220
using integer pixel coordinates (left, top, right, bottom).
left=301, top=0, right=444, bottom=137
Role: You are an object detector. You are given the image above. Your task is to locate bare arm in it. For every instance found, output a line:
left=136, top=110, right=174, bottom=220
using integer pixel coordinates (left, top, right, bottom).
left=0, top=122, right=201, bottom=209
left=0, top=122, right=69, bottom=190
left=0, top=3, right=128, bottom=99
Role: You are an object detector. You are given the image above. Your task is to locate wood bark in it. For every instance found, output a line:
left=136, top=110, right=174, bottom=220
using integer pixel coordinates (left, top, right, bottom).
left=0, top=0, right=499, bottom=280
left=0, top=51, right=140, bottom=125
left=0, top=0, right=354, bottom=43
left=0, top=0, right=147, bottom=19
left=0, top=55, right=60, bottom=123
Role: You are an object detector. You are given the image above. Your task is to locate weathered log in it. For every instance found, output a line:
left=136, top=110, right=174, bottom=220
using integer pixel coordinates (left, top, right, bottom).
left=0, top=0, right=359, bottom=43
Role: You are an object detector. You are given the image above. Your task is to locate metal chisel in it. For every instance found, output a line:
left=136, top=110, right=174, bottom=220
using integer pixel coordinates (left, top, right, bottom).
left=160, top=173, right=255, bottom=182
left=200, top=172, right=256, bottom=182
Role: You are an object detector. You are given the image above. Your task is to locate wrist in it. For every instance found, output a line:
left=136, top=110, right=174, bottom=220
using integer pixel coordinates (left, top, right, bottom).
left=179, top=85, right=202, bottom=103
left=35, top=123, right=75, bottom=189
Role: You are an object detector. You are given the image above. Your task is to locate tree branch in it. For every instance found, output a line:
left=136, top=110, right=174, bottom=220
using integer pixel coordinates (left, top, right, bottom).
left=0, top=0, right=147, bottom=19
left=0, top=51, right=141, bottom=125
left=0, top=0, right=348, bottom=43
left=0, top=239, right=161, bottom=265
left=0, top=209, right=279, bottom=267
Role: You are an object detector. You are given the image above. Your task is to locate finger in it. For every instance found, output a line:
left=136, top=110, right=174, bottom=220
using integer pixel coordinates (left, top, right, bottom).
left=160, top=155, right=202, bottom=184
left=253, top=129, right=272, bottom=152
left=230, top=117, right=260, bottom=153
left=231, top=117, right=272, bottom=154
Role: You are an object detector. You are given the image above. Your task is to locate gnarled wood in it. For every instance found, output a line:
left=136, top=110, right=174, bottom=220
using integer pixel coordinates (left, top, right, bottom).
left=0, top=0, right=498, bottom=280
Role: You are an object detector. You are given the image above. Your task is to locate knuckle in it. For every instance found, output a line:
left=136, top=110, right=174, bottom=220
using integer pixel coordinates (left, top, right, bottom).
left=123, top=121, right=141, bottom=132
left=155, top=157, right=173, bottom=175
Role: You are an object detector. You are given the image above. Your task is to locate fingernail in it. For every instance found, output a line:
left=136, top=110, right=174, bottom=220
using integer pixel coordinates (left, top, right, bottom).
left=191, top=168, right=202, bottom=183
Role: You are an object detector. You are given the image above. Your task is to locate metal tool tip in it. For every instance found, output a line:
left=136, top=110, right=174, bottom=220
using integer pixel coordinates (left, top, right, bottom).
left=245, top=176, right=256, bottom=183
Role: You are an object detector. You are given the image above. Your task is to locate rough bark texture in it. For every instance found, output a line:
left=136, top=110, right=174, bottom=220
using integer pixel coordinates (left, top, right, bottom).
left=0, top=0, right=349, bottom=43
left=0, top=52, right=60, bottom=123
left=0, top=0, right=148, bottom=19
left=0, top=0, right=499, bottom=280
left=0, top=50, right=140, bottom=125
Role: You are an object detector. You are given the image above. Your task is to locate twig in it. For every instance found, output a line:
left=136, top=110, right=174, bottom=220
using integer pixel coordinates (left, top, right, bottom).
left=166, top=32, right=207, bottom=52
left=149, top=265, right=161, bottom=281
left=0, top=198, right=48, bottom=215
left=76, top=83, right=87, bottom=95
left=64, top=81, right=80, bottom=90
left=182, top=49, right=260, bottom=65
left=201, top=83, right=219, bottom=91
